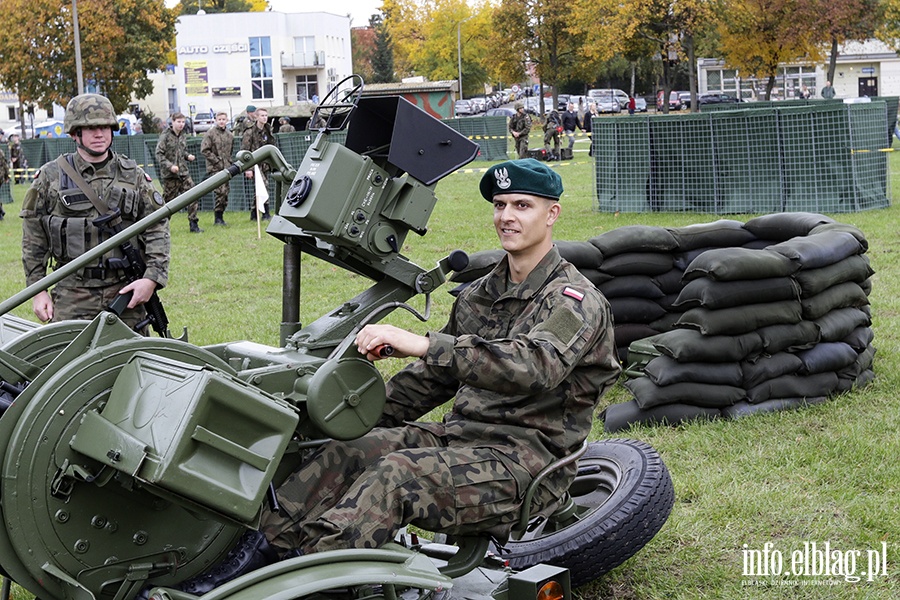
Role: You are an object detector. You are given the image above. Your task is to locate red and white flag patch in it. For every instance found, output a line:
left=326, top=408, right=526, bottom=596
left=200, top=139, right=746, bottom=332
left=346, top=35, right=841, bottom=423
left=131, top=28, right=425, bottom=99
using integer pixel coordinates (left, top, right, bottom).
left=563, top=287, right=585, bottom=302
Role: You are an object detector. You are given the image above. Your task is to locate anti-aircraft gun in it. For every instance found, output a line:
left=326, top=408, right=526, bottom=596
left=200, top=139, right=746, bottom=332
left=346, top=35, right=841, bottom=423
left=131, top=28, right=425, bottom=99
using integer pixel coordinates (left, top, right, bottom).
left=0, top=77, right=673, bottom=600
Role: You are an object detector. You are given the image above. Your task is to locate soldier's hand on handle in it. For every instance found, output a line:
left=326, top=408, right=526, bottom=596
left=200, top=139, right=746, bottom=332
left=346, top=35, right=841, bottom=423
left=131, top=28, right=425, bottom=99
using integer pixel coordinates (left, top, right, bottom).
left=119, top=278, right=158, bottom=309
left=356, top=324, right=429, bottom=361
left=32, top=290, right=54, bottom=322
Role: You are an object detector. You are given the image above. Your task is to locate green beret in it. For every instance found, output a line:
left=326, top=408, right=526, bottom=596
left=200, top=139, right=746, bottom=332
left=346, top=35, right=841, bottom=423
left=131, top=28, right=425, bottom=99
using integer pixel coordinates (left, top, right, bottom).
left=480, top=158, right=563, bottom=202
left=246, top=105, right=257, bottom=113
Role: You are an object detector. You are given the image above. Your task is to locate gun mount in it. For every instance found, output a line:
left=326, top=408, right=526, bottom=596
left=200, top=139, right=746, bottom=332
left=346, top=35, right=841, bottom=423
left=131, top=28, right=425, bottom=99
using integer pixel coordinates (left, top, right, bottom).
left=0, top=77, right=672, bottom=600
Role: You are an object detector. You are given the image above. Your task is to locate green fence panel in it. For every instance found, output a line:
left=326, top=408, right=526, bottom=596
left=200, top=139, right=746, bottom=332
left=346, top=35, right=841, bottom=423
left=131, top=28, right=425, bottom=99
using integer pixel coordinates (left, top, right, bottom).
left=443, top=117, right=508, bottom=161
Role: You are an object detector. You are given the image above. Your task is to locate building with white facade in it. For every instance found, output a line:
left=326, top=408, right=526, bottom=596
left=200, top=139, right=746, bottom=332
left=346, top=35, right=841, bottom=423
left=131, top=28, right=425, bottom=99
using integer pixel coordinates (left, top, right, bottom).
left=698, top=39, right=900, bottom=101
left=158, top=10, right=352, bottom=122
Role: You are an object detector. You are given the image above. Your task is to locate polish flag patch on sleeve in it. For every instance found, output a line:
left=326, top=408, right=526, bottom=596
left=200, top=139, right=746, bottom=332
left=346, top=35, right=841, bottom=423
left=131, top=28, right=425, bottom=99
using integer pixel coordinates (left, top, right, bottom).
left=562, top=287, right=585, bottom=302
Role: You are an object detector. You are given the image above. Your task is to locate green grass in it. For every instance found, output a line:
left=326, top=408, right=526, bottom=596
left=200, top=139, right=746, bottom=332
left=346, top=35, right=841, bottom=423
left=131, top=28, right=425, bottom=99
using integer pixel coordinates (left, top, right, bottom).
left=1, top=144, right=898, bottom=599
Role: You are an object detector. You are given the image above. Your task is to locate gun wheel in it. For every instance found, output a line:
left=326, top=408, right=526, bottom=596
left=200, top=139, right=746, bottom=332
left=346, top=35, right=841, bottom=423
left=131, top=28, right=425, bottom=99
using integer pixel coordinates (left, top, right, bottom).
left=497, top=439, right=674, bottom=588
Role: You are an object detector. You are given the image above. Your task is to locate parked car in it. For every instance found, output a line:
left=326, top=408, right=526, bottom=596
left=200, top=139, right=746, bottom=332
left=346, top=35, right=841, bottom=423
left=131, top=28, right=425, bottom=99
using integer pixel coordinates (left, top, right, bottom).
left=192, top=111, right=216, bottom=133
left=524, top=96, right=554, bottom=116
left=698, top=92, right=740, bottom=107
left=485, top=107, right=516, bottom=118
left=469, top=97, right=486, bottom=113
left=655, top=90, right=691, bottom=111
left=454, top=99, right=474, bottom=117
left=557, top=94, right=570, bottom=111
left=634, top=97, right=648, bottom=112
left=591, top=93, right=621, bottom=114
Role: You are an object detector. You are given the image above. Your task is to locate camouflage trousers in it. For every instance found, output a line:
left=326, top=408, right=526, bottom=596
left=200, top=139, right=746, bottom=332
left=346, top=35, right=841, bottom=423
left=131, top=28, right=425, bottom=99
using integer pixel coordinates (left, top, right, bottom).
left=211, top=180, right=229, bottom=213
left=543, top=130, right=560, bottom=154
left=51, top=284, right=148, bottom=334
left=259, top=425, right=537, bottom=556
left=162, top=175, right=198, bottom=221
left=514, top=135, right=529, bottom=159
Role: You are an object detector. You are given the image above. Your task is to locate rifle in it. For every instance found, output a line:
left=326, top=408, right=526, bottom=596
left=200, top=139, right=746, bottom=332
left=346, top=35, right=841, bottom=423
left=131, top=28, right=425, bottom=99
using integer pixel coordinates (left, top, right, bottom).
left=93, top=209, right=172, bottom=338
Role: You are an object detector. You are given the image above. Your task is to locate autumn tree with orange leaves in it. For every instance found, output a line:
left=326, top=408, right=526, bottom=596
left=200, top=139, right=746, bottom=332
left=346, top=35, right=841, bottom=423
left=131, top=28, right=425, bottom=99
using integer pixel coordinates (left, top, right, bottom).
left=0, top=0, right=176, bottom=129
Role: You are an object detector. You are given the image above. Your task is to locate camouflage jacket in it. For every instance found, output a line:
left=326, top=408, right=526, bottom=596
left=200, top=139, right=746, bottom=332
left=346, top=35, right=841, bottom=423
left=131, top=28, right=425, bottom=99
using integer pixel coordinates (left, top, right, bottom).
left=155, top=126, right=192, bottom=180
left=381, top=246, right=621, bottom=488
left=0, top=149, right=7, bottom=184
left=200, top=125, right=234, bottom=174
left=20, top=152, right=169, bottom=289
left=509, top=111, right=532, bottom=136
left=241, top=121, right=277, bottom=173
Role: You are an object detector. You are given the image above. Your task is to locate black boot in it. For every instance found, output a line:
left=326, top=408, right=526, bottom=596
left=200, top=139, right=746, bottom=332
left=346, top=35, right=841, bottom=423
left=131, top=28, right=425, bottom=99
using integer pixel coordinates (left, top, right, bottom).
left=214, top=210, right=227, bottom=226
left=250, top=208, right=257, bottom=221
left=174, top=530, right=278, bottom=596
left=189, top=219, right=204, bottom=233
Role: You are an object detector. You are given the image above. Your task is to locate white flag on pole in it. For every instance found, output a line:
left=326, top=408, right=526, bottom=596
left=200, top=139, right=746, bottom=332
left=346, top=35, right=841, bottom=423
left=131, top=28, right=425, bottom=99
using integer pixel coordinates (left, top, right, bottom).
left=253, top=165, right=269, bottom=213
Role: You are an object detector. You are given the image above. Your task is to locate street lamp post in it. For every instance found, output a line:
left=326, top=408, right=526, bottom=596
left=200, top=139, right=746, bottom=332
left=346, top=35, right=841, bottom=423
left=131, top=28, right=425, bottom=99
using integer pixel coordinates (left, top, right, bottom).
left=457, top=15, right=474, bottom=100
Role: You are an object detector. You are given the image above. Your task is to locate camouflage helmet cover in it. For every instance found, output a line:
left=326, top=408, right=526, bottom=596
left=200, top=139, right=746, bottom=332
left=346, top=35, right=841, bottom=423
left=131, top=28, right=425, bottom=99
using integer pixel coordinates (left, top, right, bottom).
left=64, top=94, right=118, bottom=133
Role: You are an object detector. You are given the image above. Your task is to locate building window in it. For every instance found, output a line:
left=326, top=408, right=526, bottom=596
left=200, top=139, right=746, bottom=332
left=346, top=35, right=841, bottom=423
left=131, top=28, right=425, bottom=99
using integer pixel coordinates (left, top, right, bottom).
left=7, top=106, right=16, bottom=121
left=249, top=36, right=273, bottom=100
left=296, top=75, right=318, bottom=102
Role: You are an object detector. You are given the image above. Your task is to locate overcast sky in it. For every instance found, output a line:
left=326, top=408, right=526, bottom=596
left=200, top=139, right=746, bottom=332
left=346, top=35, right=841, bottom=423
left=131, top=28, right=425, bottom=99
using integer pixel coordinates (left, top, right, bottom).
left=166, top=1, right=384, bottom=26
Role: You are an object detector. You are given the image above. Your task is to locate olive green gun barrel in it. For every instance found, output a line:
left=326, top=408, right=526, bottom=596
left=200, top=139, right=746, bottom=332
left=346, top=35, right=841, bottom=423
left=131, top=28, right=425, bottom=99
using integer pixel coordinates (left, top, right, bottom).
left=0, top=145, right=295, bottom=319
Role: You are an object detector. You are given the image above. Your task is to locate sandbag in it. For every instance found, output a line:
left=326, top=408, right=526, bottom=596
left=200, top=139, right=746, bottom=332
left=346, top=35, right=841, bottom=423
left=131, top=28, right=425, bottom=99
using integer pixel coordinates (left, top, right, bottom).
left=672, top=277, right=800, bottom=310
left=683, top=247, right=799, bottom=282
left=809, top=222, right=868, bottom=251
left=723, top=397, right=827, bottom=419
left=668, top=219, right=758, bottom=251
left=652, top=268, right=685, bottom=294
left=745, top=372, right=839, bottom=404
left=842, top=325, right=874, bottom=352
left=792, top=254, right=874, bottom=298
left=644, top=355, right=743, bottom=387
left=589, top=225, right=678, bottom=256
left=815, top=307, right=871, bottom=342
left=625, top=376, right=746, bottom=409
left=768, top=231, right=863, bottom=269
left=800, top=282, right=869, bottom=320
left=757, top=321, right=820, bottom=354
left=652, top=328, right=764, bottom=363
left=555, top=240, right=604, bottom=268
left=602, top=399, right=720, bottom=432
left=579, top=268, right=614, bottom=287
left=609, top=297, right=667, bottom=324
left=449, top=249, right=503, bottom=283
left=673, top=248, right=715, bottom=271
left=614, top=323, right=660, bottom=351
left=675, top=301, right=802, bottom=336
left=797, top=342, right=858, bottom=375
left=649, top=311, right=682, bottom=333
left=601, top=251, right=674, bottom=276
left=742, top=212, right=834, bottom=241
left=598, top=275, right=665, bottom=299
left=741, top=352, right=804, bottom=388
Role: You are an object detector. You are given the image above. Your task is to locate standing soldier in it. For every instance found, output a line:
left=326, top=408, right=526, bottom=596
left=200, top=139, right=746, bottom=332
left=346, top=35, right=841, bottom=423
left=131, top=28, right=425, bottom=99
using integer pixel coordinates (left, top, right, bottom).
left=509, top=101, right=532, bottom=159
left=241, top=107, right=276, bottom=220
left=20, top=93, right=169, bottom=331
left=8, top=134, right=25, bottom=183
left=156, top=112, right=200, bottom=232
left=200, top=111, right=234, bottom=226
left=234, top=105, right=257, bottom=138
left=277, top=117, right=295, bottom=133
left=0, top=144, right=8, bottom=220
left=543, top=109, right=562, bottom=161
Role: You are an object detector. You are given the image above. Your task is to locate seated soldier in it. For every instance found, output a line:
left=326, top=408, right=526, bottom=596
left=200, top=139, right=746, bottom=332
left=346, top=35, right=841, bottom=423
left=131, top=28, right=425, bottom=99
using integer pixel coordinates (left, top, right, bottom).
left=177, top=158, right=621, bottom=594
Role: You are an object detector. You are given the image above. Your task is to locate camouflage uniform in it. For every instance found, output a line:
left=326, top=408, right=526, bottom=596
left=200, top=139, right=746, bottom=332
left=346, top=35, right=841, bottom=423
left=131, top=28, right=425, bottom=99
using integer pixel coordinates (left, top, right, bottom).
left=509, top=109, right=532, bottom=159
left=0, top=148, right=7, bottom=219
left=200, top=123, right=234, bottom=215
left=155, top=125, right=197, bottom=221
left=20, top=152, right=169, bottom=330
left=543, top=111, right=561, bottom=159
left=241, top=120, right=276, bottom=216
left=9, top=138, right=25, bottom=183
left=261, top=245, right=621, bottom=555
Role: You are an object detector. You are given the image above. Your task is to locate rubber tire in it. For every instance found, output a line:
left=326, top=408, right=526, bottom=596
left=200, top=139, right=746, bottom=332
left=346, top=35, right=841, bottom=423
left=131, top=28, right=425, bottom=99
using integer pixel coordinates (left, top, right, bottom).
left=498, top=438, right=674, bottom=588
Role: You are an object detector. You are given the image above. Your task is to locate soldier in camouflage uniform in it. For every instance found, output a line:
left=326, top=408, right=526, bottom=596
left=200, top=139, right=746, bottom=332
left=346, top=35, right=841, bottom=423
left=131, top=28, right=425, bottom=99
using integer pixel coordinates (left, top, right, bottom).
left=277, top=117, right=295, bottom=133
left=20, top=93, right=169, bottom=332
left=509, top=101, right=532, bottom=159
left=0, top=145, right=8, bottom=219
left=241, top=107, right=276, bottom=220
left=156, top=112, right=200, bottom=232
left=256, top=158, right=621, bottom=559
left=200, top=111, right=234, bottom=226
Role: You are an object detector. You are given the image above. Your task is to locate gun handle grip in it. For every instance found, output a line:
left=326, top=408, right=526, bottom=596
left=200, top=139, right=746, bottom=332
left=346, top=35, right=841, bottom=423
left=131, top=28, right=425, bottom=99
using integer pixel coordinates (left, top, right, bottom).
left=108, top=292, right=132, bottom=316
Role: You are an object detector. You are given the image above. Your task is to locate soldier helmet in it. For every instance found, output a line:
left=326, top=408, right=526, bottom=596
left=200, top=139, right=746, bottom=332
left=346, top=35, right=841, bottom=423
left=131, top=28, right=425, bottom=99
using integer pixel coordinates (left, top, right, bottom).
left=64, top=94, right=118, bottom=134
left=514, top=101, right=525, bottom=110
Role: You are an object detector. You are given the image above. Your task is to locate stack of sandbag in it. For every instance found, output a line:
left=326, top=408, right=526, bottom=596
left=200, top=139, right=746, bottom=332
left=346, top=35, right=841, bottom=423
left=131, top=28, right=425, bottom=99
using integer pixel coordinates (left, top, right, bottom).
left=588, top=225, right=679, bottom=361
left=604, top=212, right=876, bottom=432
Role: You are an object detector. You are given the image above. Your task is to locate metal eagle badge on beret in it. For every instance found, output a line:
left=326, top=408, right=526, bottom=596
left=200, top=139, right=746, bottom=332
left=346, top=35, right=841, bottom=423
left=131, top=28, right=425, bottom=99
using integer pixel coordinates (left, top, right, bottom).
left=480, top=158, right=563, bottom=201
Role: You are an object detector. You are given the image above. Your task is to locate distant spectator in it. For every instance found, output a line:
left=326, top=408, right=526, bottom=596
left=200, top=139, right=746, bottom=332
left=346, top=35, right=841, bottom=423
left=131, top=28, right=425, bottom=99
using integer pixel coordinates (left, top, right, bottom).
left=277, top=117, right=295, bottom=133
left=821, top=81, right=835, bottom=99
left=561, top=103, right=581, bottom=150
left=628, top=96, right=636, bottom=115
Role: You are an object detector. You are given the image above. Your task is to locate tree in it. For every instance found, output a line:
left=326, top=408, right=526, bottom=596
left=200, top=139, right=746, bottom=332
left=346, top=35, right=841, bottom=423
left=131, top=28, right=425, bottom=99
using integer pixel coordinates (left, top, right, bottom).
left=352, top=21, right=378, bottom=83
left=717, top=0, right=818, bottom=99
left=0, top=0, right=176, bottom=115
left=174, top=0, right=267, bottom=14
left=813, top=0, right=881, bottom=86
left=371, top=13, right=395, bottom=83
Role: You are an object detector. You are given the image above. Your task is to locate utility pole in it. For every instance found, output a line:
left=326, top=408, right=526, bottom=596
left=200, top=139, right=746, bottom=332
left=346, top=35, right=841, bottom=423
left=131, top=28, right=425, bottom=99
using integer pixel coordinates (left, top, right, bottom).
left=73, top=0, right=84, bottom=94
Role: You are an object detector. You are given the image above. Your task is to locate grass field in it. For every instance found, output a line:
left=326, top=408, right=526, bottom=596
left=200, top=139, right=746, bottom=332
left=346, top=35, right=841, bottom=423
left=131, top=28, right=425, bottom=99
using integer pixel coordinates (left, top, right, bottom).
left=0, top=139, right=897, bottom=599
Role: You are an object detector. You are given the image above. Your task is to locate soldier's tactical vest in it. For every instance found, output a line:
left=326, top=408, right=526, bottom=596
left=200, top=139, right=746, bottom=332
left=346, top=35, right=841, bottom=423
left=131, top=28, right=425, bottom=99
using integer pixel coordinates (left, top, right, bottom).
left=41, top=154, right=144, bottom=286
